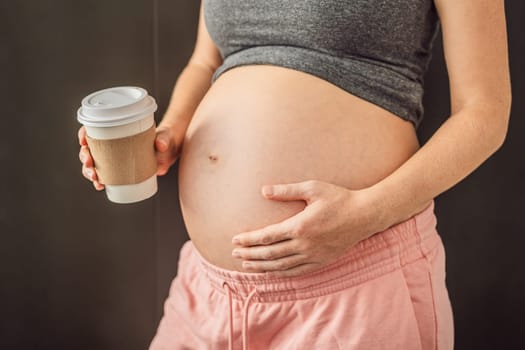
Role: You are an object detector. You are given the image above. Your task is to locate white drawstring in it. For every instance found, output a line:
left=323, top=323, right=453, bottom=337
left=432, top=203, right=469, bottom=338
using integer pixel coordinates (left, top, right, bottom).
left=222, top=281, right=258, bottom=350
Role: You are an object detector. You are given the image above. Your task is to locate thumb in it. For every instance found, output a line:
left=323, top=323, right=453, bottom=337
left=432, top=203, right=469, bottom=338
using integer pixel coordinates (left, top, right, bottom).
left=261, top=181, right=315, bottom=202
left=155, top=127, right=178, bottom=176
left=155, top=128, right=171, bottom=152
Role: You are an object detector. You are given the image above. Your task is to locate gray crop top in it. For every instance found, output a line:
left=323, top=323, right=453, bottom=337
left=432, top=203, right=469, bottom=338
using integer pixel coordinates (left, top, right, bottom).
left=203, top=0, right=441, bottom=129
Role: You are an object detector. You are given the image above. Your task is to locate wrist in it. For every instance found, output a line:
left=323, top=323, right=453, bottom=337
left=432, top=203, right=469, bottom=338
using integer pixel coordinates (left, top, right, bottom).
left=361, top=177, right=434, bottom=235
left=356, top=183, right=395, bottom=236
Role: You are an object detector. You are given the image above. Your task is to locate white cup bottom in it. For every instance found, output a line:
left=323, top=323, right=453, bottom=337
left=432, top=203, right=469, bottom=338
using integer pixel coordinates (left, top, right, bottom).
left=105, top=175, right=158, bottom=204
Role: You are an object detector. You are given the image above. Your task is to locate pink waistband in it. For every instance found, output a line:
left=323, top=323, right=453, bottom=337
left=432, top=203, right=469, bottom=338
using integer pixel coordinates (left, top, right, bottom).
left=193, top=199, right=441, bottom=302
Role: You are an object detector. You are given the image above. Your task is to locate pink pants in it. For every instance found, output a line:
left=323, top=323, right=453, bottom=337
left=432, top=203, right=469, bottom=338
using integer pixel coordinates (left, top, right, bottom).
left=149, top=200, right=454, bottom=350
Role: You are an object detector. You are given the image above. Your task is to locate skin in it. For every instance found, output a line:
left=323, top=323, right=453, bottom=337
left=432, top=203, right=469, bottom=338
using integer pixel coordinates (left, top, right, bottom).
left=79, top=0, right=511, bottom=277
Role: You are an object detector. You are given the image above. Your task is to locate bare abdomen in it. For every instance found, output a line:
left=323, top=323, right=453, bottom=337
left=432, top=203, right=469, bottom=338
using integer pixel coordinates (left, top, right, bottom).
left=177, top=65, right=420, bottom=271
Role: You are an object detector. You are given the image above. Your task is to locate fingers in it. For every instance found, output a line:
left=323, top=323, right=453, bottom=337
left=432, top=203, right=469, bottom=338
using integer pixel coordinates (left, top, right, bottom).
left=81, top=163, right=105, bottom=190
left=93, top=180, right=105, bottom=191
left=81, top=164, right=94, bottom=181
left=232, top=239, right=298, bottom=261
left=78, top=126, right=87, bottom=146
left=233, top=222, right=297, bottom=247
left=232, top=238, right=310, bottom=273
left=79, top=145, right=94, bottom=168
left=241, top=253, right=308, bottom=272
left=233, top=209, right=310, bottom=247
left=79, top=143, right=105, bottom=191
left=262, top=180, right=318, bottom=204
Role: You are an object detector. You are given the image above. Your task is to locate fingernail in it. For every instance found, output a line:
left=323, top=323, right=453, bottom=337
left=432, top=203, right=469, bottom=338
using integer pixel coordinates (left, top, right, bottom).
left=232, top=237, right=240, bottom=244
left=232, top=250, right=240, bottom=257
left=262, top=186, right=273, bottom=196
left=243, top=262, right=253, bottom=269
left=158, top=139, right=168, bottom=149
left=79, top=153, right=86, bottom=162
left=86, top=168, right=93, bottom=178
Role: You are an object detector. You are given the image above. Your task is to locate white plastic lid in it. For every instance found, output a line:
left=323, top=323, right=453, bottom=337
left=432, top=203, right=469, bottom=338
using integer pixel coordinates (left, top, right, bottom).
left=77, top=86, right=157, bottom=127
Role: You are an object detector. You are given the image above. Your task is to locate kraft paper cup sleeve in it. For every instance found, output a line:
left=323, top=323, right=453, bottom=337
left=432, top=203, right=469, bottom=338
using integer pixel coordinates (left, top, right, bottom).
left=86, top=124, right=157, bottom=185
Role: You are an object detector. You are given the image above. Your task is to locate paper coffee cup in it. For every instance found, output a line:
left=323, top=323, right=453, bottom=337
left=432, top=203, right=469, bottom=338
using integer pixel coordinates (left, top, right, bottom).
left=77, top=86, right=158, bottom=204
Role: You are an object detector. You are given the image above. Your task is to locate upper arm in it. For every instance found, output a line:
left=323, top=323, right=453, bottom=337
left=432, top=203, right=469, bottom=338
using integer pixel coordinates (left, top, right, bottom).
left=188, top=1, right=223, bottom=74
left=434, top=0, right=512, bottom=117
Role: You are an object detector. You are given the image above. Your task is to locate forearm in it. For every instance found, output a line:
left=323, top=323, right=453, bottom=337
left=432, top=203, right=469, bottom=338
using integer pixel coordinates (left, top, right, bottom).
left=366, top=105, right=509, bottom=232
left=158, top=61, right=216, bottom=142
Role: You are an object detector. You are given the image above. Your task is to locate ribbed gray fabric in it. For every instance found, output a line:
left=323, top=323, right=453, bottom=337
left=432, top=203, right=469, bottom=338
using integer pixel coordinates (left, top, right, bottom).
left=203, top=0, right=440, bottom=129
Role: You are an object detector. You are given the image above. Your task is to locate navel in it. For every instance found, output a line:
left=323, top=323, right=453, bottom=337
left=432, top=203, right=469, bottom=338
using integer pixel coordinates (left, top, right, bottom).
left=208, top=153, right=219, bottom=163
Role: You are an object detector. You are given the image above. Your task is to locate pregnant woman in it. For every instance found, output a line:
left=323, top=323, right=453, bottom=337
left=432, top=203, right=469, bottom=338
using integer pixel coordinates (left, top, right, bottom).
left=79, top=0, right=511, bottom=349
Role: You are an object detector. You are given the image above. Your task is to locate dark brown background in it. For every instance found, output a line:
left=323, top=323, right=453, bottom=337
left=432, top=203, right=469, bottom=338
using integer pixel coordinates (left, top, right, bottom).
left=1, top=1, right=524, bottom=349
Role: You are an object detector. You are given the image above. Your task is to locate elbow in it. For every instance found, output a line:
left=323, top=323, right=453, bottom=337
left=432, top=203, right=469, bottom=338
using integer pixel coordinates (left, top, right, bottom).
left=494, top=95, right=512, bottom=150
left=494, top=82, right=513, bottom=150
left=495, top=119, right=510, bottom=151
left=485, top=107, right=510, bottom=153
left=466, top=94, right=512, bottom=152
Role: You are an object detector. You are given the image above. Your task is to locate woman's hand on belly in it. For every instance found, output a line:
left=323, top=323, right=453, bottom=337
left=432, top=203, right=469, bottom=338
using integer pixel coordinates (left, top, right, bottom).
left=230, top=179, right=387, bottom=277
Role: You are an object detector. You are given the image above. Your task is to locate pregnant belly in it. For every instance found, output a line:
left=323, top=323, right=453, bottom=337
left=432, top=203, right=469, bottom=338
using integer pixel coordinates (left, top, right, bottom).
left=178, top=65, right=420, bottom=272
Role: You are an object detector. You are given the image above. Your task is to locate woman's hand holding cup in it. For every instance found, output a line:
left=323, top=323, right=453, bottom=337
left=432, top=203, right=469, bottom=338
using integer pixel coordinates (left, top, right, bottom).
left=78, top=123, right=183, bottom=191
left=78, top=126, right=105, bottom=191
